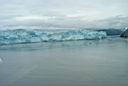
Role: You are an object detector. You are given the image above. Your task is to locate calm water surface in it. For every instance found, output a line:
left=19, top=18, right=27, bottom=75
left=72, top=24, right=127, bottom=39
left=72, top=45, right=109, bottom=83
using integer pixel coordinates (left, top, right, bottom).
left=0, top=37, right=128, bottom=86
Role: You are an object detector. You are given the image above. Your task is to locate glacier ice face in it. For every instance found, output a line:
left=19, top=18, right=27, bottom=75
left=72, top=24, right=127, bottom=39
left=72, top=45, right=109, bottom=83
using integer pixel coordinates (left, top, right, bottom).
left=0, top=29, right=107, bottom=45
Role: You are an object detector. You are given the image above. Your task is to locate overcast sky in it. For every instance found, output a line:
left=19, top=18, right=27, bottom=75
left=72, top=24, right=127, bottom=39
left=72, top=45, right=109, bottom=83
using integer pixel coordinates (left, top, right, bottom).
left=0, top=0, right=128, bottom=28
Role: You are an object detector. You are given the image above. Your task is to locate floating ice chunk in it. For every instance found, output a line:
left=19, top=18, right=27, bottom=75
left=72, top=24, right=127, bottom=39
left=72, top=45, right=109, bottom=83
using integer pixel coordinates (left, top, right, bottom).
left=0, top=58, right=3, bottom=63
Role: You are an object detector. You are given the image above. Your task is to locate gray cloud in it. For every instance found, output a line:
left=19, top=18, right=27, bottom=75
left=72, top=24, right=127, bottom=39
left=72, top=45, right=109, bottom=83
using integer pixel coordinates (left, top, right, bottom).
left=0, top=0, right=128, bottom=29
left=0, top=15, right=128, bottom=29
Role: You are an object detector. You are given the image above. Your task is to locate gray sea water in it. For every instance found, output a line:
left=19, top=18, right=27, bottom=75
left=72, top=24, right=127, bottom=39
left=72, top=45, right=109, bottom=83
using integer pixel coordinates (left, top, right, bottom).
left=0, top=37, right=128, bottom=86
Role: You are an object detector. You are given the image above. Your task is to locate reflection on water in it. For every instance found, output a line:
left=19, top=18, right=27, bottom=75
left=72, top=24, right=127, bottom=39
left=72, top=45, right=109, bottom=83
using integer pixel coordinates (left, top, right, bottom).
left=0, top=40, right=101, bottom=51
left=0, top=37, right=128, bottom=51
left=0, top=37, right=128, bottom=86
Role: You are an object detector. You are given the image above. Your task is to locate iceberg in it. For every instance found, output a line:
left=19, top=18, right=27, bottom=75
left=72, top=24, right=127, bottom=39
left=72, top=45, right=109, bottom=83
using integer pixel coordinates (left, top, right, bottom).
left=120, top=28, right=128, bottom=38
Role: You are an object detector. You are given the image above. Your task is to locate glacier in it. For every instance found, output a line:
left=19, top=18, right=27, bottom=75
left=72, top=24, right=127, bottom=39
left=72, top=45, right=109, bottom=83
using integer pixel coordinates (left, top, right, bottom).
left=0, top=29, right=107, bottom=45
